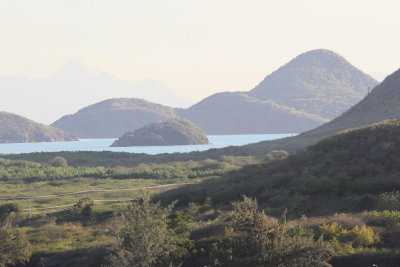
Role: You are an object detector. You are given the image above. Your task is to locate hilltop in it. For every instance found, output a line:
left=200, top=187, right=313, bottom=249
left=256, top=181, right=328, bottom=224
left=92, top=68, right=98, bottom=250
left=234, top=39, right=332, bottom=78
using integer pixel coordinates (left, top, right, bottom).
left=111, top=119, right=209, bottom=146
left=0, top=112, right=77, bottom=143
left=51, top=98, right=177, bottom=138
left=248, top=49, right=378, bottom=120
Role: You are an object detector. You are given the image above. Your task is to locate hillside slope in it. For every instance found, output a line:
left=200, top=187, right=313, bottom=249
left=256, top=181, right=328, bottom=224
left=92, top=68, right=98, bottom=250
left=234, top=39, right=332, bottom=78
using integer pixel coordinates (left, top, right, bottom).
left=0, top=112, right=77, bottom=143
left=248, top=49, right=378, bottom=120
left=195, top=66, right=400, bottom=158
left=111, top=119, right=209, bottom=146
left=51, top=98, right=177, bottom=138
left=156, top=120, right=400, bottom=215
left=177, top=92, right=326, bottom=134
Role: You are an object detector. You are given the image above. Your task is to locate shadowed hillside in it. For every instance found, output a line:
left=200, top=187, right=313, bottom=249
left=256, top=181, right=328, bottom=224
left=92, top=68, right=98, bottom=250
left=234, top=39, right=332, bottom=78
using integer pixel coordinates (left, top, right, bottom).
left=155, top=120, right=400, bottom=215
left=176, top=92, right=326, bottom=134
left=0, top=112, right=77, bottom=143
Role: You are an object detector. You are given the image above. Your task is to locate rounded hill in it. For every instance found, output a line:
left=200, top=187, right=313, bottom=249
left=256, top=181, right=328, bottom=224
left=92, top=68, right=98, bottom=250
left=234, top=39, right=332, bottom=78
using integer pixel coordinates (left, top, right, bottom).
left=51, top=98, right=177, bottom=138
left=111, top=119, right=209, bottom=147
left=248, top=49, right=378, bottom=120
left=0, top=112, right=77, bottom=143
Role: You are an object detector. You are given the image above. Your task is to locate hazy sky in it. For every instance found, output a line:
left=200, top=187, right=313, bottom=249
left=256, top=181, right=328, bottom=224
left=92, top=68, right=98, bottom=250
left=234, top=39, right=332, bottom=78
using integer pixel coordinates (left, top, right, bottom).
left=1, top=0, right=399, bottom=102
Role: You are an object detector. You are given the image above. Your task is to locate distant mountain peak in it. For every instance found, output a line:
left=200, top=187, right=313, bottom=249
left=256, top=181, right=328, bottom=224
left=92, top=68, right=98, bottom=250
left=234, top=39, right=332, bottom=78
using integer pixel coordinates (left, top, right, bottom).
left=54, top=58, right=102, bottom=78
left=248, top=49, right=378, bottom=120
left=286, top=49, right=348, bottom=67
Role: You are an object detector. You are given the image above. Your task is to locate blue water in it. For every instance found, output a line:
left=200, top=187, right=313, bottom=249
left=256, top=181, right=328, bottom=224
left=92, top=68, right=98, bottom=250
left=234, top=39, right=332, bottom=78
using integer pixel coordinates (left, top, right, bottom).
left=0, top=134, right=296, bottom=155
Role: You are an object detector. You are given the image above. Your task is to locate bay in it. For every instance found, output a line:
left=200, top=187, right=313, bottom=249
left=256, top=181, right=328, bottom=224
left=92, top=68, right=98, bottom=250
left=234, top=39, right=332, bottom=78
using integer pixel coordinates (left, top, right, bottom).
left=0, top=134, right=296, bottom=155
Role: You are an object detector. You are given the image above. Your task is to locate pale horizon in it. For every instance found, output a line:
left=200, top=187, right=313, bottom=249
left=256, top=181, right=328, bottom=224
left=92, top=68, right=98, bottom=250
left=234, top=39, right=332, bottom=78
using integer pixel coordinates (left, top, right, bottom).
left=1, top=0, right=399, bottom=116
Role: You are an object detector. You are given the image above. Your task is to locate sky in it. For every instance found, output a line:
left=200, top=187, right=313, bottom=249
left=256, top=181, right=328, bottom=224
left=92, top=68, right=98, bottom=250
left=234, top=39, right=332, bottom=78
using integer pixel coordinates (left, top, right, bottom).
left=1, top=0, right=400, bottom=103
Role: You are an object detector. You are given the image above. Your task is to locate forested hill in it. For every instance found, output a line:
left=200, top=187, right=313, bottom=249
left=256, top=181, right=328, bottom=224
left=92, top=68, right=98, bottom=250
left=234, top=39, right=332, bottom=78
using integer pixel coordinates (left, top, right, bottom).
left=156, top=120, right=400, bottom=215
left=111, top=119, right=209, bottom=147
left=0, top=112, right=77, bottom=143
left=248, top=49, right=378, bottom=120
left=51, top=98, right=177, bottom=138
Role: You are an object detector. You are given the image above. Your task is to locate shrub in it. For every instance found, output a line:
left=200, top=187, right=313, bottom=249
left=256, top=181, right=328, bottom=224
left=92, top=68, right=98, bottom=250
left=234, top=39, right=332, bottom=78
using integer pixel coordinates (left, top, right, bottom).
left=366, top=210, right=400, bottom=226
left=318, top=222, right=377, bottom=254
left=0, top=226, right=31, bottom=267
left=212, top=196, right=334, bottom=266
left=49, top=156, right=68, bottom=168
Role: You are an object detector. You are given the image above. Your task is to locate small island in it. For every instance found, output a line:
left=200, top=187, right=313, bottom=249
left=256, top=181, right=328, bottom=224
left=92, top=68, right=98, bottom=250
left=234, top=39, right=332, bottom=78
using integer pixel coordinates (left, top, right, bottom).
left=111, top=119, right=209, bottom=147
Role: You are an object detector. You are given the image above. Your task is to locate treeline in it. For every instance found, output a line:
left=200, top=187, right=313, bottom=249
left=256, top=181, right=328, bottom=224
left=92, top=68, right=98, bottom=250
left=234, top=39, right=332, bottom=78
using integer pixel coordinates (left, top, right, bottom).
left=0, top=157, right=237, bottom=183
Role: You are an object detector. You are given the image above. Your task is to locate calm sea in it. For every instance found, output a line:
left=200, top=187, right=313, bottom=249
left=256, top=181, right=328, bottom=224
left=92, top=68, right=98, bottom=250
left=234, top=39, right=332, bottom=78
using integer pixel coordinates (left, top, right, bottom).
left=0, top=134, right=296, bottom=155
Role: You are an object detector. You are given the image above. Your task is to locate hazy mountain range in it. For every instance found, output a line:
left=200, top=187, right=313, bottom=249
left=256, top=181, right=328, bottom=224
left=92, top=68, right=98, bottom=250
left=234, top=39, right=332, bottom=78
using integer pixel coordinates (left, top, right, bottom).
left=0, top=59, right=192, bottom=124
left=210, top=66, right=400, bottom=158
left=51, top=98, right=176, bottom=139
left=0, top=49, right=386, bottom=141
left=50, top=49, right=376, bottom=138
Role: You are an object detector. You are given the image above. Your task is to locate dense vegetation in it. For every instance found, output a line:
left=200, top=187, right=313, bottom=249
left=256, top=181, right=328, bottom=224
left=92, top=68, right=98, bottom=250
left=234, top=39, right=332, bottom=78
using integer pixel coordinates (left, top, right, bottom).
left=0, top=156, right=253, bottom=183
left=156, top=120, right=400, bottom=215
left=0, top=112, right=76, bottom=143
left=111, top=119, right=209, bottom=147
left=2, top=120, right=400, bottom=266
left=51, top=98, right=177, bottom=138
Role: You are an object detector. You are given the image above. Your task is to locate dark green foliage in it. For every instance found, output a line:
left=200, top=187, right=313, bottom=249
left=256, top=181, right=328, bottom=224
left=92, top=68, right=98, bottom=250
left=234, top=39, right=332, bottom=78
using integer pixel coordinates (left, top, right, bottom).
left=0, top=157, right=234, bottom=183
left=210, top=196, right=334, bottom=266
left=111, top=119, right=209, bottom=147
left=106, top=193, right=193, bottom=267
left=0, top=203, right=19, bottom=226
left=0, top=111, right=76, bottom=143
left=156, top=120, right=400, bottom=215
left=73, top=197, right=94, bottom=218
left=0, top=226, right=32, bottom=267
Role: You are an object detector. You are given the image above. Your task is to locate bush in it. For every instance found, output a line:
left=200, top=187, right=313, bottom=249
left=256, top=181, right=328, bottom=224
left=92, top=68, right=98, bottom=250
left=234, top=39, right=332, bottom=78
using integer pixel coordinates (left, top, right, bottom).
left=0, top=226, right=31, bottom=267
left=49, top=156, right=68, bottom=168
left=366, top=210, right=400, bottom=226
left=318, top=222, right=377, bottom=254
